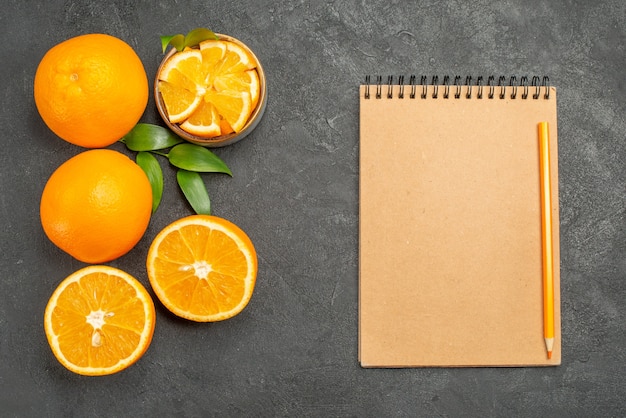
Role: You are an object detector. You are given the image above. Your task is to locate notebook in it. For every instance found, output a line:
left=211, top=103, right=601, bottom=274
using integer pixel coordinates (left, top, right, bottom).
left=358, top=75, right=560, bottom=367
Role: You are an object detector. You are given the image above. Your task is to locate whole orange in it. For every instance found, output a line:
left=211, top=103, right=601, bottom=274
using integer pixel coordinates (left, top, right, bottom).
left=40, top=149, right=152, bottom=263
left=34, top=34, right=148, bottom=148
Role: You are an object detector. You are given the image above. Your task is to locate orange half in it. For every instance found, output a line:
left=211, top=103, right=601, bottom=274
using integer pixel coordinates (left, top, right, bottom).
left=146, top=215, right=257, bottom=322
left=44, top=265, right=155, bottom=376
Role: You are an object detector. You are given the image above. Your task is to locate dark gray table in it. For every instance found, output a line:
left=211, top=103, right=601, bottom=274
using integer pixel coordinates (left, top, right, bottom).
left=1, top=1, right=624, bottom=416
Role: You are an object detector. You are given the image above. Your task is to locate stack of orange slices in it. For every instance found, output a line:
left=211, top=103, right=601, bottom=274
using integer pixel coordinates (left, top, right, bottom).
left=157, top=39, right=260, bottom=138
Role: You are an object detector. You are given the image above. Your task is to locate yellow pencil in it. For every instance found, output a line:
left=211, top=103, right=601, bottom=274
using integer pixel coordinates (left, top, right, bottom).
left=538, top=121, right=555, bottom=359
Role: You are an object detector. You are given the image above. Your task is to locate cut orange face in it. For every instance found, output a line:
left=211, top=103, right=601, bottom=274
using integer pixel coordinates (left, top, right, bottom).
left=146, top=215, right=257, bottom=322
left=213, top=69, right=260, bottom=109
left=205, top=89, right=252, bottom=133
left=199, top=40, right=227, bottom=79
left=218, top=41, right=256, bottom=73
left=180, top=100, right=221, bottom=137
left=157, top=80, right=202, bottom=123
left=159, top=48, right=205, bottom=90
left=44, top=266, right=155, bottom=376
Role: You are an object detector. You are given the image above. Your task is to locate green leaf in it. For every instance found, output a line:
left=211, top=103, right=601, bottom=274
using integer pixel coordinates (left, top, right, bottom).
left=136, top=152, right=164, bottom=213
left=177, top=170, right=211, bottom=215
left=184, top=28, right=218, bottom=48
left=161, top=34, right=184, bottom=53
left=168, top=143, right=232, bottom=175
left=160, top=28, right=218, bottom=53
left=120, top=123, right=184, bottom=151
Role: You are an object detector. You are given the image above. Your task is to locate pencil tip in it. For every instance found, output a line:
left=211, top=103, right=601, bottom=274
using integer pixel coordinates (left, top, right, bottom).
left=547, top=351, right=552, bottom=360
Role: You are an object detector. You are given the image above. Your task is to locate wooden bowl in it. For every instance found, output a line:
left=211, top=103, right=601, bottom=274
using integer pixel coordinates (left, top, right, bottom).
left=154, top=34, right=267, bottom=147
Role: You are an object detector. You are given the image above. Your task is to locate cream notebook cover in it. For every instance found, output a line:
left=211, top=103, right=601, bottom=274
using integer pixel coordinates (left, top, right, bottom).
left=358, top=76, right=560, bottom=367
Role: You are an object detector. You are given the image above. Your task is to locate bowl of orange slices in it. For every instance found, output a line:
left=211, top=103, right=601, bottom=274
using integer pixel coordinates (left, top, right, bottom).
left=155, top=33, right=266, bottom=147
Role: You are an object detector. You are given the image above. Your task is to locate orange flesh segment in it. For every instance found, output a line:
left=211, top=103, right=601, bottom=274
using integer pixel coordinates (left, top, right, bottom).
left=153, top=226, right=247, bottom=316
left=158, top=80, right=201, bottom=123
left=180, top=101, right=221, bottom=137
left=205, top=89, right=252, bottom=133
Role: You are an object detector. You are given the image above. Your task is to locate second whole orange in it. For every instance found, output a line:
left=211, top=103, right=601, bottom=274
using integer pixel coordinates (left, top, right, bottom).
left=40, top=149, right=152, bottom=264
left=34, top=33, right=148, bottom=148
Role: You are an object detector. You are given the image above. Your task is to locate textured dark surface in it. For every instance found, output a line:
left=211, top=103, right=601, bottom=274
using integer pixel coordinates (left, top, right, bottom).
left=1, top=0, right=625, bottom=416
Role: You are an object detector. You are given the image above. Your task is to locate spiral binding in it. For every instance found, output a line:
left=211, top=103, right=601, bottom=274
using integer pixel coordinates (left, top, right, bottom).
left=363, top=75, right=550, bottom=100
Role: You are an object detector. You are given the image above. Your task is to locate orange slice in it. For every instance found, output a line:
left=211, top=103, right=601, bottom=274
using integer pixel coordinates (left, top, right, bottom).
left=44, top=265, right=155, bottom=376
left=146, top=215, right=257, bottom=322
left=199, top=40, right=227, bottom=82
left=159, top=48, right=205, bottom=90
left=213, top=69, right=260, bottom=109
left=158, top=80, right=202, bottom=123
left=199, top=40, right=255, bottom=76
left=205, top=89, right=252, bottom=133
left=180, top=100, right=221, bottom=137
left=220, top=42, right=257, bottom=73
